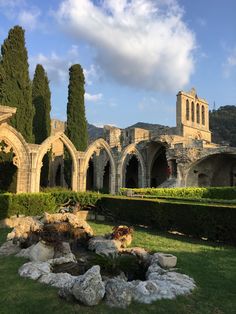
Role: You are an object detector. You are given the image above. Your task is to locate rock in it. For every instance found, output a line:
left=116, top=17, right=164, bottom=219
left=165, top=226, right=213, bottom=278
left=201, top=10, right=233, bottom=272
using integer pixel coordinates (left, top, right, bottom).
left=75, top=210, right=89, bottom=220
left=155, top=272, right=196, bottom=298
left=88, top=236, right=121, bottom=255
left=146, top=263, right=166, bottom=280
left=7, top=216, right=43, bottom=245
left=29, top=241, right=54, bottom=262
left=48, top=253, right=77, bottom=265
left=150, top=252, right=162, bottom=264
left=16, top=244, right=35, bottom=258
left=121, top=247, right=150, bottom=262
left=0, top=241, right=21, bottom=256
left=54, top=242, right=72, bottom=258
left=44, top=212, right=93, bottom=236
left=72, top=265, right=105, bottom=306
left=131, top=280, right=161, bottom=304
left=18, top=261, right=51, bottom=280
left=39, top=272, right=77, bottom=289
left=105, top=278, right=132, bottom=308
left=157, top=253, right=177, bottom=268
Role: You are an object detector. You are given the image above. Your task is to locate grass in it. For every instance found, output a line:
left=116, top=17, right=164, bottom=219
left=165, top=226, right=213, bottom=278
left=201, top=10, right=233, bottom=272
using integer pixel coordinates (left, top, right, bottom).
left=0, top=222, right=236, bottom=314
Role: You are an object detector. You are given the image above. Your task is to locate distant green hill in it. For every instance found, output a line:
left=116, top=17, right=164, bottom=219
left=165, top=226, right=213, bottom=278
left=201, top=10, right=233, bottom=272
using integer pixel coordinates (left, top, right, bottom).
left=210, top=105, right=236, bottom=147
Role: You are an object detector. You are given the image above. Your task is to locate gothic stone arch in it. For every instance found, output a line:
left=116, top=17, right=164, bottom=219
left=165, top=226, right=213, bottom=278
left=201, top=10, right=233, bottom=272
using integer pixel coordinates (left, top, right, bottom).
left=0, top=123, right=31, bottom=193
left=81, top=138, right=116, bottom=194
left=35, top=133, right=78, bottom=192
left=118, top=144, right=146, bottom=190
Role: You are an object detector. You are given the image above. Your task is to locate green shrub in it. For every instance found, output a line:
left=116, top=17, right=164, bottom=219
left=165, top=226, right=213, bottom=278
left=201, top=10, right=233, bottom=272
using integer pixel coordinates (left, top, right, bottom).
left=0, top=191, right=101, bottom=219
left=120, top=187, right=236, bottom=200
left=100, top=196, right=236, bottom=244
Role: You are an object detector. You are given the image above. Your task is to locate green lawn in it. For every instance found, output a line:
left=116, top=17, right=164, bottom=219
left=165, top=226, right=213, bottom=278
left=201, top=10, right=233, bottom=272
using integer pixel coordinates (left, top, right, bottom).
left=0, top=222, right=236, bottom=314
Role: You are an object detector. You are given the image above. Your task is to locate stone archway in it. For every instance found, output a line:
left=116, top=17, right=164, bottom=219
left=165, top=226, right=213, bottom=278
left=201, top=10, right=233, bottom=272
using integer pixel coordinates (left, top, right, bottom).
left=0, top=123, right=31, bottom=193
left=81, top=139, right=116, bottom=194
left=118, top=144, right=146, bottom=190
left=150, top=146, right=169, bottom=187
left=35, top=133, right=78, bottom=192
left=185, top=153, right=236, bottom=187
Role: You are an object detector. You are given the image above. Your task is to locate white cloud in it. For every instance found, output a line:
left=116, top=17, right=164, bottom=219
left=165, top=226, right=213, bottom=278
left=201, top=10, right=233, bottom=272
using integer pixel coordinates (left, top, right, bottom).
left=0, top=0, right=41, bottom=31
left=223, top=46, right=236, bottom=78
left=18, top=9, right=41, bottom=31
left=55, top=0, right=196, bottom=92
left=84, top=64, right=100, bottom=85
left=85, top=92, right=103, bottom=102
left=30, top=46, right=99, bottom=86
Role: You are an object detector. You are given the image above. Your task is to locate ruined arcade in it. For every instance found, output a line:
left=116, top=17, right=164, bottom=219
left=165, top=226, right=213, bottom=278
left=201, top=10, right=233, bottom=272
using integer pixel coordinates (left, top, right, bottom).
left=1, top=88, right=236, bottom=194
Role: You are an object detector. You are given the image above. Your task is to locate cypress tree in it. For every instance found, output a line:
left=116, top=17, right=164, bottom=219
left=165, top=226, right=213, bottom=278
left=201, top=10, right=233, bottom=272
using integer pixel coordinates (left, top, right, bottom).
left=0, top=25, right=34, bottom=143
left=32, top=64, right=51, bottom=144
left=65, top=64, right=88, bottom=151
left=32, top=64, right=51, bottom=187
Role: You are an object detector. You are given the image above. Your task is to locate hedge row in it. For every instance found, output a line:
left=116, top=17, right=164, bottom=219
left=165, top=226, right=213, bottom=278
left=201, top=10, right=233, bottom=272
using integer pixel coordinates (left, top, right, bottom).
left=100, top=196, right=236, bottom=244
left=0, top=192, right=101, bottom=220
left=120, top=187, right=236, bottom=200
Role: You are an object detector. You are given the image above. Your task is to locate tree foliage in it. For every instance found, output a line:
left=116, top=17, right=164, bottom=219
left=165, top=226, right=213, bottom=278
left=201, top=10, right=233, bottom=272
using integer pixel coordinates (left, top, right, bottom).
left=0, top=25, right=34, bottom=143
left=32, top=64, right=51, bottom=187
left=65, top=64, right=88, bottom=151
left=210, top=105, right=236, bottom=147
left=32, top=64, right=51, bottom=144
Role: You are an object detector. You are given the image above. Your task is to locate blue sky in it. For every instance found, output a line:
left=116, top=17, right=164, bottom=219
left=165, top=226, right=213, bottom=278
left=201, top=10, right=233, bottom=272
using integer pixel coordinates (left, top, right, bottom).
left=0, top=0, right=235, bottom=128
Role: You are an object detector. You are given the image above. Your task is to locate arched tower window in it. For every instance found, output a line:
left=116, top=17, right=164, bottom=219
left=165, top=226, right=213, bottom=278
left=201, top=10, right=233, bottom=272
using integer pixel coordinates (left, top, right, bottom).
left=191, top=101, right=195, bottom=122
left=186, top=99, right=190, bottom=121
left=196, top=103, right=200, bottom=124
left=202, top=106, right=205, bottom=125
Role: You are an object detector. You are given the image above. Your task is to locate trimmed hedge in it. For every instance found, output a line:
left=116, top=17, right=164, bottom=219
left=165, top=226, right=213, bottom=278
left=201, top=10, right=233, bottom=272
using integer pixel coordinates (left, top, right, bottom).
left=121, top=187, right=236, bottom=200
left=100, top=196, right=236, bottom=244
left=0, top=192, right=101, bottom=219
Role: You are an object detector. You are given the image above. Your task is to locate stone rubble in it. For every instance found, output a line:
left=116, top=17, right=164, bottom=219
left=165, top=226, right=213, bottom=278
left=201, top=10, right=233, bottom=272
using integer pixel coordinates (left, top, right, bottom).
left=0, top=216, right=196, bottom=308
left=72, top=266, right=105, bottom=306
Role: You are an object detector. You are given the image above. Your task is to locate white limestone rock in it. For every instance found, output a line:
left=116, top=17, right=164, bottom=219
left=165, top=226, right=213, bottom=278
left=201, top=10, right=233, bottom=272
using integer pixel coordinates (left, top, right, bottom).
left=146, top=263, right=167, bottom=280
left=72, top=265, right=105, bottom=306
left=48, top=253, right=77, bottom=265
left=29, top=241, right=54, bottom=262
left=16, top=244, right=35, bottom=258
left=131, top=280, right=161, bottom=304
left=88, top=237, right=121, bottom=255
left=0, top=241, right=21, bottom=256
left=105, top=278, right=132, bottom=308
left=7, top=216, right=43, bottom=242
left=18, top=261, right=51, bottom=280
left=39, top=272, right=77, bottom=289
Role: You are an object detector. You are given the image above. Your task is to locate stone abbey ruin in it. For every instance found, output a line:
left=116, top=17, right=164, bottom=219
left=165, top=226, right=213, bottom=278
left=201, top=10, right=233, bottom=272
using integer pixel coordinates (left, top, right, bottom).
left=1, top=87, right=236, bottom=194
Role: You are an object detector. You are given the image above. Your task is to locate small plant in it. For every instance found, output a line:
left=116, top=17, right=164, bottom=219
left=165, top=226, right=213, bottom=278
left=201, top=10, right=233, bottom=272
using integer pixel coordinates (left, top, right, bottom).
left=110, top=225, right=134, bottom=247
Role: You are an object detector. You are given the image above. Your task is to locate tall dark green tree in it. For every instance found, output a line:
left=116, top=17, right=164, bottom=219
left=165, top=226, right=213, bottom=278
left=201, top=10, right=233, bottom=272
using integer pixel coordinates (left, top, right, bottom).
left=32, top=64, right=51, bottom=187
left=32, top=64, right=51, bottom=144
left=65, top=64, right=88, bottom=151
left=0, top=25, right=34, bottom=143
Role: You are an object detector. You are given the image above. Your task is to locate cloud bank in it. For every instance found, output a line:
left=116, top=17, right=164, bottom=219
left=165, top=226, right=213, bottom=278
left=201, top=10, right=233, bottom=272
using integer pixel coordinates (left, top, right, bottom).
left=55, top=0, right=196, bottom=92
left=30, top=46, right=97, bottom=86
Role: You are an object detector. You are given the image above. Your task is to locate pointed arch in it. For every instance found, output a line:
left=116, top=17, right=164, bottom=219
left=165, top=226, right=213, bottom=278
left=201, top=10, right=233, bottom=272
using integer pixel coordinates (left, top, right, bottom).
left=81, top=138, right=116, bottom=194
left=118, top=144, right=146, bottom=189
left=0, top=123, right=31, bottom=192
left=35, top=132, right=78, bottom=192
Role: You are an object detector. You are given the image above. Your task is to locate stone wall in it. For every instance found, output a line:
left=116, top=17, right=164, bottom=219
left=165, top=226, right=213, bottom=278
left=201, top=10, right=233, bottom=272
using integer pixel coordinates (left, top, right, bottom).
left=1, top=88, right=236, bottom=194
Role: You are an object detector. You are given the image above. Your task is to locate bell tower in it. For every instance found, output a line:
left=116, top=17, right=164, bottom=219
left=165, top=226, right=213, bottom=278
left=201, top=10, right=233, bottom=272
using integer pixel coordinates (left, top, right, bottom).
left=176, top=88, right=211, bottom=142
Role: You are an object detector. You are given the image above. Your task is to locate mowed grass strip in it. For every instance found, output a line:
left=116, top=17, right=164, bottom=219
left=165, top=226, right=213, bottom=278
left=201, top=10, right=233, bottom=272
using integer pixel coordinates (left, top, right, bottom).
left=0, top=222, right=235, bottom=314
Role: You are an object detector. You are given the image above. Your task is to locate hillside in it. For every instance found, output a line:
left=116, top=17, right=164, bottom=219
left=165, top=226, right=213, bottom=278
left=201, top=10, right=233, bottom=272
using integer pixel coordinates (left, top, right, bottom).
left=209, top=105, right=236, bottom=146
